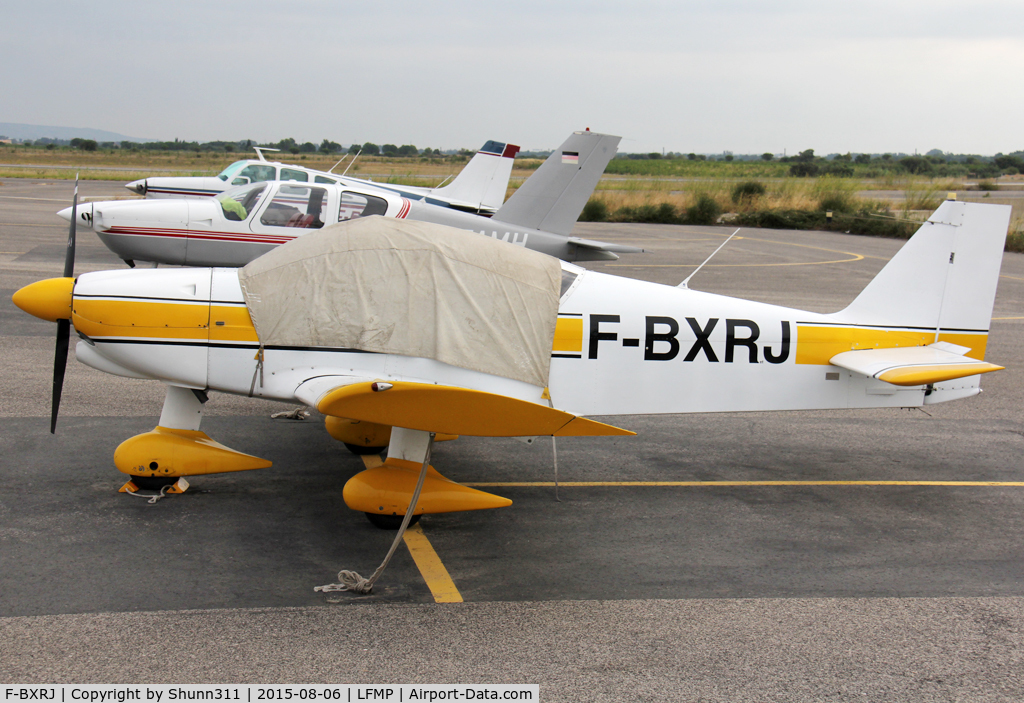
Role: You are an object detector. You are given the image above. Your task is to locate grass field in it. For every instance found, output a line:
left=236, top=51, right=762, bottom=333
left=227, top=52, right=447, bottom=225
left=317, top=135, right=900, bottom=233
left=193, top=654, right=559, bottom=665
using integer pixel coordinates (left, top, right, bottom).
left=1, top=145, right=1020, bottom=248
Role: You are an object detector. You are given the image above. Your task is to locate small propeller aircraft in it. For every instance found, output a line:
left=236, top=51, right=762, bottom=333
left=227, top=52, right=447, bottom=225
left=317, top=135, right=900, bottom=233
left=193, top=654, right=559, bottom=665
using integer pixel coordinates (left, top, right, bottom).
left=125, top=140, right=521, bottom=216
left=13, top=196, right=1010, bottom=530
left=63, top=130, right=636, bottom=267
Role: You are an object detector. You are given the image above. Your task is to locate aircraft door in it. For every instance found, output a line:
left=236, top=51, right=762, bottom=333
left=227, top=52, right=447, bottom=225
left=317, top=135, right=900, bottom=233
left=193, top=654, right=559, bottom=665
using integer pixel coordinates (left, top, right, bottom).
left=184, top=183, right=269, bottom=266
left=249, top=184, right=333, bottom=240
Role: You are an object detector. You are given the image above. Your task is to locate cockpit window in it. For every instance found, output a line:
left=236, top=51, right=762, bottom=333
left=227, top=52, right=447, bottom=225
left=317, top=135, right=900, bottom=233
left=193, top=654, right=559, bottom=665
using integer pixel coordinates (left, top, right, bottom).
left=217, top=183, right=267, bottom=221
left=260, top=185, right=328, bottom=229
left=280, top=168, right=309, bottom=183
left=560, top=269, right=579, bottom=298
left=217, top=161, right=248, bottom=182
left=232, top=163, right=276, bottom=186
left=338, top=191, right=389, bottom=220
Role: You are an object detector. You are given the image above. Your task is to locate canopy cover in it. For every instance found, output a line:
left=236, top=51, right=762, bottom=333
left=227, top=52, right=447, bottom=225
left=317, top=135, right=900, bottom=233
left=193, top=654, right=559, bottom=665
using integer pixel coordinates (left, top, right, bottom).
left=238, top=217, right=562, bottom=387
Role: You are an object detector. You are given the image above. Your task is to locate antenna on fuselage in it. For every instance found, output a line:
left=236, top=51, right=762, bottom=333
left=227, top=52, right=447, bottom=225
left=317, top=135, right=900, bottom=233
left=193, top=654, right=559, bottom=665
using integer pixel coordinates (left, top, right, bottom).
left=327, top=154, right=349, bottom=174
left=341, top=149, right=362, bottom=176
left=252, top=147, right=280, bottom=162
left=678, top=228, right=740, bottom=289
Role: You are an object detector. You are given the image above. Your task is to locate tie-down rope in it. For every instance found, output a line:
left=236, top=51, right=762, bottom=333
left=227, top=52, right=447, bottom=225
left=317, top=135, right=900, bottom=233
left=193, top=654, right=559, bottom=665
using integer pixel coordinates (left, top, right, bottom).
left=315, top=432, right=435, bottom=595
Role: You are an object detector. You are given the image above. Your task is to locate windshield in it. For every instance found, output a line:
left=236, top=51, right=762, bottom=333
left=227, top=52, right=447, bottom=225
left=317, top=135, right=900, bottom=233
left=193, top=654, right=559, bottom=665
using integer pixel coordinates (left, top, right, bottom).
left=216, top=183, right=268, bottom=221
left=217, top=161, right=249, bottom=182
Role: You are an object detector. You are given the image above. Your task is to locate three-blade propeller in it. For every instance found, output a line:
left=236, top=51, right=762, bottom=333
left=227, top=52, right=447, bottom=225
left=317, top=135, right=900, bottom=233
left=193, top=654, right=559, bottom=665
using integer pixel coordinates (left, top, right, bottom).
left=50, top=177, right=78, bottom=433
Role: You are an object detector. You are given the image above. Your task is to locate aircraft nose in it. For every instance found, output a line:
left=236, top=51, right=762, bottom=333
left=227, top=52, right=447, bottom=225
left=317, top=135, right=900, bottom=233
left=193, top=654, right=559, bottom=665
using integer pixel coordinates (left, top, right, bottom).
left=57, top=203, right=95, bottom=229
left=12, top=277, right=75, bottom=322
left=125, top=179, right=147, bottom=195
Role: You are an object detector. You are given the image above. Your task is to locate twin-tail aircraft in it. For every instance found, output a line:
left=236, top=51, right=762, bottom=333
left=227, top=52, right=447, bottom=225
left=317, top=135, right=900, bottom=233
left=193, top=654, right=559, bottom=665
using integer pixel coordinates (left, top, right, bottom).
left=61, top=130, right=640, bottom=268
left=125, top=140, right=520, bottom=216
left=13, top=197, right=1010, bottom=529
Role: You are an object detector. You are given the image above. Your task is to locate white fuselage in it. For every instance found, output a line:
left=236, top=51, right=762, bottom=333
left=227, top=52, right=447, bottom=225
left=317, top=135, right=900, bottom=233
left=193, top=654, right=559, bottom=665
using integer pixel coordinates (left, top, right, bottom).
left=71, top=265, right=984, bottom=424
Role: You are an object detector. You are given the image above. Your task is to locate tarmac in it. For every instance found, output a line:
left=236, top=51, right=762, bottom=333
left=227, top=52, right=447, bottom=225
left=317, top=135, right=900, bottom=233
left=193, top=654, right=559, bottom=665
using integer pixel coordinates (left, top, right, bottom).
left=2, top=179, right=1023, bottom=700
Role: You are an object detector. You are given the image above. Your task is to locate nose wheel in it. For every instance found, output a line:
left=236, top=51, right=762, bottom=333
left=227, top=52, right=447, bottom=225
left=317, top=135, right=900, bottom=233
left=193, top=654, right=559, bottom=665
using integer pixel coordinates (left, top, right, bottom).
left=128, top=475, right=181, bottom=491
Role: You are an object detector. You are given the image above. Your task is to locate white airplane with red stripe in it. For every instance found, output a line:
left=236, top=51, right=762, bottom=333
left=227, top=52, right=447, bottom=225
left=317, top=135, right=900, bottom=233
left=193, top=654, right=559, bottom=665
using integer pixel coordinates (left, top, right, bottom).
left=125, top=140, right=521, bottom=216
left=63, top=130, right=640, bottom=267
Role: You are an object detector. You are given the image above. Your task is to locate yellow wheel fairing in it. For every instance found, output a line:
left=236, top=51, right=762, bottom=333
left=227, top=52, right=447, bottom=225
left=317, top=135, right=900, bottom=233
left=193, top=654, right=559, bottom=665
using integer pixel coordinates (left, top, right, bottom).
left=324, top=416, right=393, bottom=448
left=343, top=458, right=512, bottom=516
left=114, top=426, right=272, bottom=477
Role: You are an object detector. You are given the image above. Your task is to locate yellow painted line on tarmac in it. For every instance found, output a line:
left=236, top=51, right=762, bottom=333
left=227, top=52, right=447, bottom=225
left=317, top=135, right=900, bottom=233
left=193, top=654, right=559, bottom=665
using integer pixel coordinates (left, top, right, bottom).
left=606, top=256, right=864, bottom=268
left=403, top=523, right=463, bottom=603
left=465, top=480, right=1024, bottom=487
left=993, top=316, right=1024, bottom=320
left=605, top=236, right=866, bottom=268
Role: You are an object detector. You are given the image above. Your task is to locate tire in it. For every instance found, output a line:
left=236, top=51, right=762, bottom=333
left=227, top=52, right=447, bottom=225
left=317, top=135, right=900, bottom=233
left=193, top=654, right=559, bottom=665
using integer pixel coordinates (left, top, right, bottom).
left=344, top=442, right=387, bottom=456
left=130, top=475, right=179, bottom=491
left=364, top=512, right=421, bottom=530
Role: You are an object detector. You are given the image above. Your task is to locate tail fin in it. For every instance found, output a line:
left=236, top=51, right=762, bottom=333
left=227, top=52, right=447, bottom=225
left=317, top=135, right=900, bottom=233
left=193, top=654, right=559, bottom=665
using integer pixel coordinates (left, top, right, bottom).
left=431, top=140, right=520, bottom=213
left=495, top=130, right=620, bottom=235
left=834, top=200, right=1010, bottom=334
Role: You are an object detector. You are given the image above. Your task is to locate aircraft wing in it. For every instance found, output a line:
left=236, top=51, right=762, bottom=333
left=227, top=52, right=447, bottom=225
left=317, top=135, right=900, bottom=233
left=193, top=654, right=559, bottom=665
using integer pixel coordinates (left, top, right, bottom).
left=829, top=341, right=1003, bottom=386
left=568, top=236, right=644, bottom=255
left=295, top=377, right=634, bottom=437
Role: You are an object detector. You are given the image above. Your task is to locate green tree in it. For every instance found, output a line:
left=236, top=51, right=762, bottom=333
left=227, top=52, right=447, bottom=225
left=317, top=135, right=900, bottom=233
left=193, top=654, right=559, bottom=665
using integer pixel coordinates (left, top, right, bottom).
left=761, top=152, right=774, bottom=161
left=361, top=142, right=380, bottom=155
left=319, top=139, right=341, bottom=154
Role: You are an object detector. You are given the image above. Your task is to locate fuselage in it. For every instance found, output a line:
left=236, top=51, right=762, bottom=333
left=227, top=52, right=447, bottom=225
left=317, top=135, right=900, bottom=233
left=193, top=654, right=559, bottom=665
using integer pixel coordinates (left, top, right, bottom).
left=68, top=265, right=988, bottom=420
left=126, top=158, right=501, bottom=215
left=65, top=181, right=624, bottom=266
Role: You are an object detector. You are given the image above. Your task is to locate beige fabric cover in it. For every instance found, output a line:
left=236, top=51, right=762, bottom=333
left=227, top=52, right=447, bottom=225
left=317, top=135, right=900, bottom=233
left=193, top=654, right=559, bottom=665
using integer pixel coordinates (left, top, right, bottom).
left=238, top=217, right=561, bottom=387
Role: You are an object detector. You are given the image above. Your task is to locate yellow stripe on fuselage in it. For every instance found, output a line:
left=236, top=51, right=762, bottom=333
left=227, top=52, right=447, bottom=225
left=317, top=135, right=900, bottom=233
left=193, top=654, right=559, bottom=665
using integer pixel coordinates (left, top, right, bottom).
left=72, top=298, right=258, bottom=343
left=553, top=316, right=583, bottom=353
left=209, top=304, right=259, bottom=343
left=795, top=325, right=988, bottom=365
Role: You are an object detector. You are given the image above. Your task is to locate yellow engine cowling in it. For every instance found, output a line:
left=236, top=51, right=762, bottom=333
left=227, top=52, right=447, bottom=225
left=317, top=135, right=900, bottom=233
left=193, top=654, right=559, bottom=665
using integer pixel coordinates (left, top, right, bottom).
left=114, top=426, right=272, bottom=478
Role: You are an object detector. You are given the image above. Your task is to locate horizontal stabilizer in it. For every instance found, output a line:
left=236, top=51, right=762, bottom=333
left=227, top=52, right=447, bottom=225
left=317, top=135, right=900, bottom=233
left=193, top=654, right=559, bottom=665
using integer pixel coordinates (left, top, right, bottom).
left=316, top=381, right=634, bottom=437
left=830, top=342, right=1003, bottom=387
left=567, top=237, right=644, bottom=254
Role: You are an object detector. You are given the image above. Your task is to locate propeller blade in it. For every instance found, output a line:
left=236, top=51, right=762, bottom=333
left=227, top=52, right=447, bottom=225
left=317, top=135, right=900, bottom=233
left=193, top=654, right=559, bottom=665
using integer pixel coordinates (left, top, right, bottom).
left=51, top=175, right=78, bottom=433
left=63, top=176, right=78, bottom=278
left=51, top=319, right=70, bottom=434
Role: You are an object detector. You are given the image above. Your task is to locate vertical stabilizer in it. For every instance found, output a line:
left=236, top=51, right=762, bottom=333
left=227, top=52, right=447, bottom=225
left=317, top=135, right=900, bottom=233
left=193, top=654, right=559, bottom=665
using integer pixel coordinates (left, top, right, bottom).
left=431, top=140, right=520, bottom=212
left=494, top=130, right=620, bottom=235
left=834, top=200, right=1010, bottom=333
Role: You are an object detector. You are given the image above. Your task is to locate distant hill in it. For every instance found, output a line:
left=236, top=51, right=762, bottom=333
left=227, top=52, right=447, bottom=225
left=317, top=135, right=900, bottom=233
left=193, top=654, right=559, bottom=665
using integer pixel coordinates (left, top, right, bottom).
left=0, top=122, right=155, bottom=143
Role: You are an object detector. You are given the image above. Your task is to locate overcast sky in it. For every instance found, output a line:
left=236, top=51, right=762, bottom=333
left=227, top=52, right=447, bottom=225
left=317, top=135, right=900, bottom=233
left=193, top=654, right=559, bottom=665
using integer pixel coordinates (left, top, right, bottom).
left=2, top=0, right=1022, bottom=154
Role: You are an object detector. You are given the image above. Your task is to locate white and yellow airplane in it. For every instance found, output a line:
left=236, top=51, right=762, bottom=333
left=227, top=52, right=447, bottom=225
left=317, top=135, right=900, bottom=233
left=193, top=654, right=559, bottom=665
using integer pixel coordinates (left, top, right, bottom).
left=12, top=199, right=1009, bottom=528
